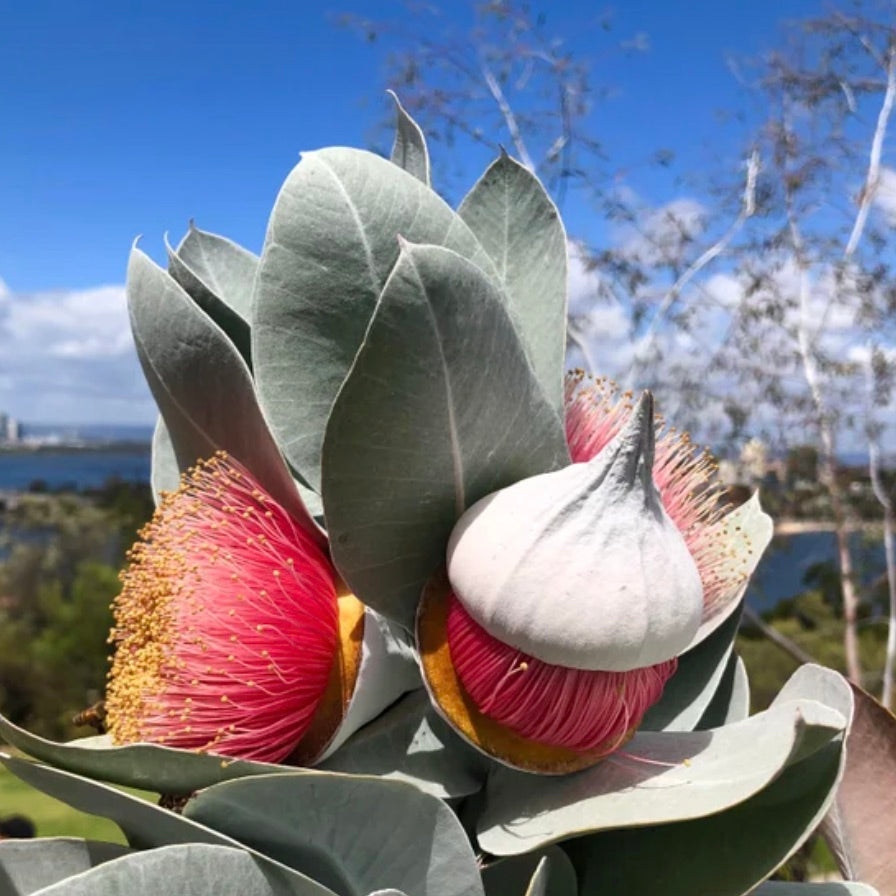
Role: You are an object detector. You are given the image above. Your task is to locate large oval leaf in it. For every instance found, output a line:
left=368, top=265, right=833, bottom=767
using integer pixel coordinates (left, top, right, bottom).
left=0, top=711, right=300, bottom=793
left=167, top=223, right=257, bottom=365
left=318, top=690, right=488, bottom=798
left=560, top=664, right=852, bottom=896
left=0, top=838, right=129, bottom=895
left=127, top=247, right=323, bottom=547
left=0, top=756, right=335, bottom=896
left=564, top=741, right=844, bottom=896
left=30, top=844, right=292, bottom=896
left=458, top=152, right=567, bottom=412
left=184, top=772, right=484, bottom=896
left=477, top=696, right=846, bottom=856
left=252, top=147, right=501, bottom=491
left=322, top=242, right=569, bottom=627
left=640, top=600, right=744, bottom=731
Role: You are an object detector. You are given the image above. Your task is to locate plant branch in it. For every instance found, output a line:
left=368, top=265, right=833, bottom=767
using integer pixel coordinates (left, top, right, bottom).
left=741, top=605, right=818, bottom=666
left=479, top=58, right=536, bottom=171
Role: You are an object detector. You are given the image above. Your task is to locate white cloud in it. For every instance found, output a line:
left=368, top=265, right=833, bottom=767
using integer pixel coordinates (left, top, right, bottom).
left=0, top=282, right=154, bottom=424
left=617, top=198, right=707, bottom=269
left=567, top=240, right=605, bottom=316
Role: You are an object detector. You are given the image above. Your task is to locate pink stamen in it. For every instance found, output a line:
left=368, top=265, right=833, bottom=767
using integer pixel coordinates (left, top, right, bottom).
left=446, top=594, right=676, bottom=753
left=105, top=453, right=339, bottom=763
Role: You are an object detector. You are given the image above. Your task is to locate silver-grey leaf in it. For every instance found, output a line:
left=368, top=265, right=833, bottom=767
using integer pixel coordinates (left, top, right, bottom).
left=478, top=697, right=846, bottom=856
left=30, top=844, right=294, bottom=896
left=563, top=738, right=845, bottom=896
left=0, top=838, right=129, bottom=895
left=150, top=415, right=179, bottom=503
left=388, top=90, right=430, bottom=186
left=127, top=247, right=323, bottom=547
left=184, top=772, right=485, bottom=896
left=697, top=653, right=750, bottom=729
left=0, top=711, right=302, bottom=794
left=641, top=600, right=743, bottom=731
left=318, top=690, right=488, bottom=798
left=481, top=849, right=576, bottom=896
left=322, top=241, right=569, bottom=627
left=167, top=223, right=257, bottom=365
left=252, top=146, right=501, bottom=492
left=0, top=756, right=336, bottom=896
left=458, top=152, right=567, bottom=412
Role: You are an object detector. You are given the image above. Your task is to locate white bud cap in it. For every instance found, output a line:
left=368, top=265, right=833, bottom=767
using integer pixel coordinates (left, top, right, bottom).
left=446, top=392, right=704, bottom=672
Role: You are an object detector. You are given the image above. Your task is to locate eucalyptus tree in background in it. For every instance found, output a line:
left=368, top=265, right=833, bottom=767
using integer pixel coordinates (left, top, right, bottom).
left=708, top=9, right=896, bottom=691
left=348, top=1, right=896, bottom=700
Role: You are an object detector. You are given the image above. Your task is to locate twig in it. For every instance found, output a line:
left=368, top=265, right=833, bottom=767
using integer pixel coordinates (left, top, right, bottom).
left=479, top=59, right=536, bottom=172
left=624, top=150, right=759, bottom=383
left=741, top=605, right=818, bottom=666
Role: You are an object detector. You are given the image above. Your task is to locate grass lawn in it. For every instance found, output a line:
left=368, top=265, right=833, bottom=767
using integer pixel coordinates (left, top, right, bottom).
left=0, top=762, right=152, bottom=844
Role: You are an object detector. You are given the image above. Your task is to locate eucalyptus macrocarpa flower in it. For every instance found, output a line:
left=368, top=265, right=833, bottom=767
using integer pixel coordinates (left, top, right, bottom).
left=419, top=376, right=760, bottom=774
left=105, top=453, right=366, bottom=764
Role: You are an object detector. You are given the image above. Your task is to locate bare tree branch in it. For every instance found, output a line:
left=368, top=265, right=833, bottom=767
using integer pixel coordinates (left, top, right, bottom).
left=844, top=49, right=896, bottom=259
left=479, top=57, right=536, bottom=172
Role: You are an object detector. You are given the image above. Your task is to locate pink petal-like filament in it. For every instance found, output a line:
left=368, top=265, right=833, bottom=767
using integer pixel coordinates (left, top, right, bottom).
left=447, top=593, right=676, bottom=753
left=106, top=453, right=339, bottom=763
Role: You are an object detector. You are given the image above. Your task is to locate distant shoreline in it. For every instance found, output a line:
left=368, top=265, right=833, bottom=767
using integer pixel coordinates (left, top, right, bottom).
left=774, top=519, right=882, bottom=535
left=0, top=442, right=150, bottom=455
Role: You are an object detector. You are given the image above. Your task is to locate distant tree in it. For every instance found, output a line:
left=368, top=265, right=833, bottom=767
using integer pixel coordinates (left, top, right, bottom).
left=348, top=1, right=896, bottom=693
left=786, top=445, right=820, bottom=485
left=0, top=488, right=152, bottom=738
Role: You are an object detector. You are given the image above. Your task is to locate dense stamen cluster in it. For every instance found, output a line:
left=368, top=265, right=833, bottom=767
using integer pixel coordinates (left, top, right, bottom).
left=105, top=452, right=339, bottom=762
left=564, top=371, right=748, bottom=617
left=447, top=594, right=676, bottom=752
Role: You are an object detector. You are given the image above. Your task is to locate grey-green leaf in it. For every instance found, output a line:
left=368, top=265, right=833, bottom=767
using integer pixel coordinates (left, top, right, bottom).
left=167, top=223, right=257, bottom=365
left=0, top=838, right=129, bottom=895
left=640, top=600, right=743, bottom=732
left=482, top=849, right=576, bottom=896
left=478, top=697, right=846, bottom=856
left=751, top=884, right=879, bottom=895
left=559, top=664, right=852, bottom=896
left=458, top=152, right=567, bottom=412
left=127, top=247, right=323, bottom=546
left=0, top=711, right=302, bottom=793
left=30, top=844, right=294, bottom=896
left=697, top=653, right=750, bottom=729
left=318, top=690, right=488, bottom=798
left=0, top=756, right=335, bottom=896
left=150, top=415, right=179, bottom=503
left=322, top=242, right=569, bottom=626
left=563, top=741, right=844, bottom=896
left=252, top=146, right=500, bottom=492
left=184, top=772, right=484, bottom=896
left=388, top=90, right=430, bottom=186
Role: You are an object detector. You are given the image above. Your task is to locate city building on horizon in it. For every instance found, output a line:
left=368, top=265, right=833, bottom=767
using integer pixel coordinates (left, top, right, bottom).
left=0, top=413, right=21, bottom=444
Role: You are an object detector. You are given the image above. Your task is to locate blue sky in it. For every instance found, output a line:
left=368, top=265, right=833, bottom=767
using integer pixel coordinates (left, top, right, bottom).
left=0, top=0, right=829, bottom=424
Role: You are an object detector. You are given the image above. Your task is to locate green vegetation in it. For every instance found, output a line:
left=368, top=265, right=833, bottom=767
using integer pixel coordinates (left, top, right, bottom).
left=0, top=762, right=127, bottom=842
left=0, top=481, right=154, bottom=740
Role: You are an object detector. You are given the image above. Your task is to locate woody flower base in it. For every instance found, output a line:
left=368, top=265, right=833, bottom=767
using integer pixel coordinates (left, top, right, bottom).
left=0, top=97, right=877, bottom=896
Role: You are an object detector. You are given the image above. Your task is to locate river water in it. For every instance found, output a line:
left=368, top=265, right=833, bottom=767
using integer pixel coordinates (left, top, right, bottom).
left=0, top=449, right=886, bottom=612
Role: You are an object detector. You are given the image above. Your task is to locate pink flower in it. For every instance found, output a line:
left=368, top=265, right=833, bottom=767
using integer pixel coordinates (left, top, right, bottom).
left=421, top=374, right=748, bottom=773
left=105, top=452, right=360, bottom=764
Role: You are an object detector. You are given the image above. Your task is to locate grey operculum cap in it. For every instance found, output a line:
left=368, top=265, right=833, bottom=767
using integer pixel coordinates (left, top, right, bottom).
left=446, top=392, right=703, bottom=672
